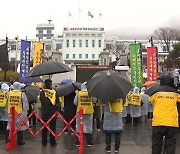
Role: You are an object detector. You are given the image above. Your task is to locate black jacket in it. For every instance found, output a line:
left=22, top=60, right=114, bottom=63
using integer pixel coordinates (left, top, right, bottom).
left=63, top=92, right=77, bottom=117
left=40, top=89, right=60, bottom=120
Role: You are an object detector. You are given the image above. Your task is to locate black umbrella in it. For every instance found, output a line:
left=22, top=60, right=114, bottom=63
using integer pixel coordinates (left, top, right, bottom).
left=26, top=61, right=72, bottom=77
left=24, top=85, right=40, bottom=102
left=145, top=83, right=160, bottom=96
left=22, top=76, right=43, bottom=83
left=86, top=70, right=133, bottom=103
left=57, top=83, right=77, bottom=96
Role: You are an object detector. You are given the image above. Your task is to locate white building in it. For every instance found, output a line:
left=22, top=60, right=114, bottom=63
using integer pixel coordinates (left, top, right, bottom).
left=62, top=27, right=105, bottom=65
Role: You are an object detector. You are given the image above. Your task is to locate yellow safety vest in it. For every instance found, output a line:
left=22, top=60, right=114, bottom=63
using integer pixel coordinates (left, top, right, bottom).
left=108, top=99, right=123, bottom=113
left=96, top=101, right=102, bottom=110
left=124, top=92, right=132, bottom=107
left=43, top=89, right=56, bottom=105
left=77, top=91, right=94, bottom=114
left=8, top=91, right=22, bottom=114
left=37, top=95, right=41, bottom=108
left=0, top=91, right=7, bottom=107
left=131, top=93, right=141, bottom=106
left=59, top=96, right=64, bottom=108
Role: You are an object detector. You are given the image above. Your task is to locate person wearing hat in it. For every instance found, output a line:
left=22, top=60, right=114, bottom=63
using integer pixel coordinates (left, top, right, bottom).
left=6, top=82, right=29, bottom=145
left=0, top=83, right=9, bottom=133
left=40, top=79, right=59, bottom=146
left=149, top=74, right=180, bottom=154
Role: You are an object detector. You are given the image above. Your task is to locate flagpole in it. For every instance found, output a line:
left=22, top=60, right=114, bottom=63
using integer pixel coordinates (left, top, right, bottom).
left=3, top=37, right=8, bottom=81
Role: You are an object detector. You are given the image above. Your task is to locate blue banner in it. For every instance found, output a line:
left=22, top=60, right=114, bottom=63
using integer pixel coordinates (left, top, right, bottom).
left=19, top=40, right=31, bottom=83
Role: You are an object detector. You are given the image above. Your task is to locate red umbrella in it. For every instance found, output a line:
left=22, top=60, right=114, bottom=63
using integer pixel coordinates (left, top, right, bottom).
left=143, top=81, right=156, bottom=87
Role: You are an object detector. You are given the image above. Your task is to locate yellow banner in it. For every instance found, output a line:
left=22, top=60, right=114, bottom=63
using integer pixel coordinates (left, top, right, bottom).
left=32, top=41, right=43, bottom=88
left=33, top=42, right=43, bottom=67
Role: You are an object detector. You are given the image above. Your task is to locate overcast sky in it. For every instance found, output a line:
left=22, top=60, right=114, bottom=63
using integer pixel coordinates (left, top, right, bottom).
left=1, top=0, right=180, bottom=39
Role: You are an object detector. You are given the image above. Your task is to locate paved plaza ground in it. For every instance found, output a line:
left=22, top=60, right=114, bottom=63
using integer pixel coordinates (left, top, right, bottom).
left=0, top=120, right=180, bottom=154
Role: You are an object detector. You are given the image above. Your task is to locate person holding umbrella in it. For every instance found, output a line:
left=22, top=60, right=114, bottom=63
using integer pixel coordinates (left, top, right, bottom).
left=74, top=82, right=95, bottom=147
left=103, top=98, right=124, bottom=153
left=40, top=79, right=60, bottom=146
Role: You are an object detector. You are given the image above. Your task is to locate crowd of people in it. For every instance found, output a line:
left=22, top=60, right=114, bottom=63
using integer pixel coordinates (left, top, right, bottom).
left=0, top=74, right=180, bottom=153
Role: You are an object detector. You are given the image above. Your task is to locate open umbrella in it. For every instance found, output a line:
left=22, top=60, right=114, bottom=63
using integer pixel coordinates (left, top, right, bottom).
left=24, top=85, right=40, bottom=102
left=57, top=82, right=77, bottom=96
left=145, top=82, right=160, bottom=96
left=143, top=81, right=156, bottom=87
left=22, top=76, right=43, bottom=83
left=86, top=70, right=133, bottom=103
left=61, top=79, right=75, bottom=84
left=26, top=61, right=72, bottom=77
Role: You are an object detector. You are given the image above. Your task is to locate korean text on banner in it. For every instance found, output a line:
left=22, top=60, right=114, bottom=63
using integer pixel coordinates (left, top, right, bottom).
left=130, top=44, right=143, bottom=89
left=19, top=40, right=31, bottom=82
left=33, top=42, right=43, bottom=67
left=32, top=41, right=43, bottom=88
left=147, top=47, right=158, bottom=81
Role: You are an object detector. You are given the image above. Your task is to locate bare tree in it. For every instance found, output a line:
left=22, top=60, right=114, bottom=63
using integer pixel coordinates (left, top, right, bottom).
left=153, top=27, right=179, bottom=52
left=109, top=39, right=128, bottom=65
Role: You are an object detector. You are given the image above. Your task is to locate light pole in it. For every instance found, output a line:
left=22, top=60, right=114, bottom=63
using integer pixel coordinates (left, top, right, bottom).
left=15, top=36, right=18, bottom=72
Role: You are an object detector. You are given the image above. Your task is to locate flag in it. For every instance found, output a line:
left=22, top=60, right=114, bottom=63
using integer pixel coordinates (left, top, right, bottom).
left=68, top=12, right=72, bottom=17
left=88, top=11, right=94, bottom=18
left=33, top=41, right=43, bottom=67
left=0, top=43, right=9, bottom=71
left=147, top=47, right=158, bottom=81
left=19, top=40, right=31, bottom=82
left=130, top=44, right=143, bottom=89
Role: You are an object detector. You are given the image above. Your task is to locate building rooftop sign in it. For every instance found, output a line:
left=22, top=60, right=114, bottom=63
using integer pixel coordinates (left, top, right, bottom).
left=63, top=27, right=104, bottom=32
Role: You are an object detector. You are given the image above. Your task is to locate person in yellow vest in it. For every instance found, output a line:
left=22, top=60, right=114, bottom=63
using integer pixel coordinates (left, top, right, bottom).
left=40, top=79, right=59, bottom=146
left=6, top=82, right=29, bottom=145
left=103, top=98, right=124, bottom=153
left=0, top=83, right=9, bottom=133
left=74, top=82, right=95, bottom=147
left=149, top=74, right=180, bottom=154
left=129, top=87, right=142, bottom=126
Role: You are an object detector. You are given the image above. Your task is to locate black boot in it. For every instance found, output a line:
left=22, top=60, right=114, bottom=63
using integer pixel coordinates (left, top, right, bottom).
left=17, top=131, right=25, bottom=145
left=6, top=130, right=10, bottom=143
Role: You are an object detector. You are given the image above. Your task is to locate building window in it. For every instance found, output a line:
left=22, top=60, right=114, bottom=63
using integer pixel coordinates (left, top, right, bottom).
left=106, top=44, right=111, bottom=50
left=73, top=54, right=75, bottom=58
left=98, top=40, right=101, bottom=47
left=45, top=44, right=51, bottom=50
left=46, top=36, right=51, bottom=39
left=86, top=40, right=88, bottom=47
left=73, top=40, right=75, bottom=47
left=85, top=54, right=88, bottom=59
left=66, top=54, right=69, bottom=58
left=92, top=40, right=95, bottom=47
left=66, top=40, right=69, bottom=47
left=38, top=36, right=43, bottom=40
left=38, top=30, right=43, bottom=34
left=163, top=45, right=167, bottom=51
left=79, top=40, right=82, bottom=47
left=47, top=30, right=52, bottom=34
left=56, top=43, right=62, bottom=50
left=92, top=54, right=95, bottom=59
left=79, top=54, right=82, bottom=58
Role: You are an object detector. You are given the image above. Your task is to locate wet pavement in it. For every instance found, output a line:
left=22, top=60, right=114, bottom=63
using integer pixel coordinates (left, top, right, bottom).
left=0, top=120, right=180, bottom=154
